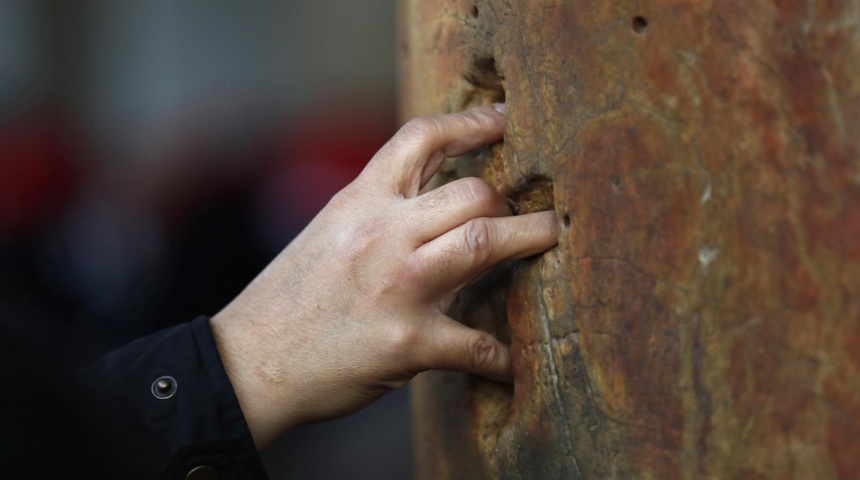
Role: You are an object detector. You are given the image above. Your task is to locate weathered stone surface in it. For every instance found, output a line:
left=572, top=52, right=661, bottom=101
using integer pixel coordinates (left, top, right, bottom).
left=399, top=1, right=860, bottom=479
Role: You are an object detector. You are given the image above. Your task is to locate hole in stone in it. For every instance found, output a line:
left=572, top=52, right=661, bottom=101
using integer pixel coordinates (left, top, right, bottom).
left=471, top=5, right=479, bottom=18
left=632, top=16, right=648, bottom=34
left=463, top=55, right=506, bottom=105
left=505, top=176, right=554, bottom=216
left=563, top=214, right=571, bottom=227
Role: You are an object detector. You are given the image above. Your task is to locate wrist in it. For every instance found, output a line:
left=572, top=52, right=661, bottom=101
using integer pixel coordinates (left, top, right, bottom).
left=209, top=306, right=300, bottom=449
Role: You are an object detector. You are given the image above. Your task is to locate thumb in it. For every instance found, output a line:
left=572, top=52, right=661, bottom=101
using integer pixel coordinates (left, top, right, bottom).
left=418, top=315, right=513, bottom=383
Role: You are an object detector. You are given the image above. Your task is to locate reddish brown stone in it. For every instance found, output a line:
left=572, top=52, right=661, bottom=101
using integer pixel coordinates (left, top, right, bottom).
left=399, top=1, right=860, bottom=478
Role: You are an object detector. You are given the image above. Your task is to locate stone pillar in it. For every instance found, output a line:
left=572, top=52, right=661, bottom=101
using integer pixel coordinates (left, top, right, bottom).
left=398, top=1, right=860, bottom=479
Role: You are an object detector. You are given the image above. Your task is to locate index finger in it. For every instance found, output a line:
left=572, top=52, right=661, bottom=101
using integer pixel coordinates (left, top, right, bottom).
left=364, top=104, right=506, bottom=197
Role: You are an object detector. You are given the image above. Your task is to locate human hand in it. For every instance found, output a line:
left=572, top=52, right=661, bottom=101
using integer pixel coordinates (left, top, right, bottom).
left=210, top=105, right=558, bottom=448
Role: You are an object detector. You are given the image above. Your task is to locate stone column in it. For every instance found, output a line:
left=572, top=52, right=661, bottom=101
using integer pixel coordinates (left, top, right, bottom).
left=399, top=1, right=860, bottom=479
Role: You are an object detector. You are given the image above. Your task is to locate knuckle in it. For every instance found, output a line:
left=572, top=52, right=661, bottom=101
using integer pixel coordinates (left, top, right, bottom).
left=373, top=268, right=410, bottom=298
left=384, top=323, right=420, bottom=358
left=404, top=251, right=430, bottom=283
left=469, top=333, right=501, bottom=372
left=400, top=116, right=441, bottom=146
left=340, top=219, right=383, bottom=265
left=459, top=177, right=497, bottom=209
left=461, top=217, right=494, bottom=257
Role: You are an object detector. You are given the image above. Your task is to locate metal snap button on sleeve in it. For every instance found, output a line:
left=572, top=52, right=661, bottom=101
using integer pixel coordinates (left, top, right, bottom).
left=185, top=465, right=218, bottom=480
left=151, top=375, right=177, bottom=399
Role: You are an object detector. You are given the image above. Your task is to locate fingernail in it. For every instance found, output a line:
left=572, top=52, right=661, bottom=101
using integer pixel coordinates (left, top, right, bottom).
left=492, top=103, right=506, bottom=114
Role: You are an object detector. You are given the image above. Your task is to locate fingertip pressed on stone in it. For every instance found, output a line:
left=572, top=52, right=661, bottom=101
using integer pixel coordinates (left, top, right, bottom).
left=492, top=103, right=506, bottom=114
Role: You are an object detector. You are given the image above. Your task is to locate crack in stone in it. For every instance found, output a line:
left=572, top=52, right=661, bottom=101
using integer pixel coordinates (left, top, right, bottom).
left=536, top=260, right=582, bottom=479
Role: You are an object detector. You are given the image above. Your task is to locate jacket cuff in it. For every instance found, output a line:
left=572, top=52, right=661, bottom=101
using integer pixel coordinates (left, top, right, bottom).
left=86, top=316, right=268, bottom=480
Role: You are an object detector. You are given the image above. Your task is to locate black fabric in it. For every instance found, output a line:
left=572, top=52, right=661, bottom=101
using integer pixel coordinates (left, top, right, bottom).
left=87, top=316, right=269, bottom=480
left=0, top=321, right=122, bottom=479
left=0, top=316, right=269, bottom=480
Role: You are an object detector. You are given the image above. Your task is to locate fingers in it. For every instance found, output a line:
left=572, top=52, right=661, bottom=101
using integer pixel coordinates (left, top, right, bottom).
left=407, top=176, right=512, bottom=243
left=415, top=315, right=513, bottom=383
left=365, top=105, right=505, bottom=197
left=412, top=211, right=559, bottom=292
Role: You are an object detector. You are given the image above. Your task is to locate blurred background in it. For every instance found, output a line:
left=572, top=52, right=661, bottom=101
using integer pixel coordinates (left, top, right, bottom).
left=0, top=0, right=411, bottom=478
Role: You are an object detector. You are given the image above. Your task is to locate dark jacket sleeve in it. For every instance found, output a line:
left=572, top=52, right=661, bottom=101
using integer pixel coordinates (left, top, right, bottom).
left=86, top=316, right=269, bottom=480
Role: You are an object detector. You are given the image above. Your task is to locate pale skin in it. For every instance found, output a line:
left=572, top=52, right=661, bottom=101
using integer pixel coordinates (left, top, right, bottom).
left=210, top=104, right=559, bottom=449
